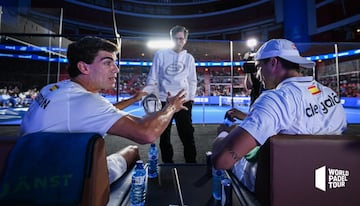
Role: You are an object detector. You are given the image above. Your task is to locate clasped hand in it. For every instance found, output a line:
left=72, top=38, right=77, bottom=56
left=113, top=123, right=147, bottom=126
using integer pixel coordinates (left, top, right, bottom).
left=225, top=108, right=248, bottom=121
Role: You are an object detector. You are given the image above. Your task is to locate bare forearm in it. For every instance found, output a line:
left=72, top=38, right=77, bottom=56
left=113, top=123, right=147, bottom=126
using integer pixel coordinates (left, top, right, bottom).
left=212, top=127, right=257, bottom=169
left=108, top=106, right=175, bottom=145
left=138, top=104, right=176, bottom=140
left=108, top=89, right=187, bottom=144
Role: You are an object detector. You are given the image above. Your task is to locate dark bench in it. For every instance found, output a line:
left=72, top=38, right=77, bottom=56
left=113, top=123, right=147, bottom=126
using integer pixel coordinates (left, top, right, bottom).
left=228, top=134, right=360, bottom=206
left=2, top=133, right=360, bottom=206
left=0, top=135, right=19, bottom=179
left=0, top=133, right=109, bottom=206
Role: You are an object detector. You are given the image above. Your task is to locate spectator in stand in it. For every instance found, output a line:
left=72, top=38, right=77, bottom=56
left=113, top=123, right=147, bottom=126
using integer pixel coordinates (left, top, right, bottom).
left=19, top=36, right=188, bottom=184
left=144, top=25, right=198, bottom=163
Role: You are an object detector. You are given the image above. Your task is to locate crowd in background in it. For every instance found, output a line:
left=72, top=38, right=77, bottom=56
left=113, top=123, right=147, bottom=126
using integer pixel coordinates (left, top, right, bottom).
left=319, top=74, right=360, bottom=97
left=1, top=70, right=359, bottom=108
left=0, top=86, right=38, bottom=107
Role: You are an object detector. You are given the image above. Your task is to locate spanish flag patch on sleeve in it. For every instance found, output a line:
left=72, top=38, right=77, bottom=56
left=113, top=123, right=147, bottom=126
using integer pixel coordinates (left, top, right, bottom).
left=308, top=85, right=321, bottom=95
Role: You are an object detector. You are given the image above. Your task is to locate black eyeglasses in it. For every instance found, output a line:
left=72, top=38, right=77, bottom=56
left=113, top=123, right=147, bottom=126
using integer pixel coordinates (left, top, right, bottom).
left=174, top=37, right=185, bottom=41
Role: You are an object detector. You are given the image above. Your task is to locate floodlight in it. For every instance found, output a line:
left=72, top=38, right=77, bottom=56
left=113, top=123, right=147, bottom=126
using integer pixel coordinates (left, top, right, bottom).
left=147, top=40, right=175, bottom=49
left=246, top=38, right=258, bottom=51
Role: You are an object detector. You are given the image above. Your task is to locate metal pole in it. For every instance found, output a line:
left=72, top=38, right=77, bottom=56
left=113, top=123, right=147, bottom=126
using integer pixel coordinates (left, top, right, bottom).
left=116, top=38, right=121, bottom=102
left=5, top=36, right=65, bottom=57
left=47, top=35, right=51, bottom=84
left=334, top=43, right=340, bottom=94
left=202, top=96, right=205, bottom=126
left=57, top=8, right=63, bottom=82
left=172, top=168, right=185, bottom=206
left=230, top=41, right=234, bottom=107
left=112, top=0, right=121, bottom=102
left=0, top=6, right=3, bottom=33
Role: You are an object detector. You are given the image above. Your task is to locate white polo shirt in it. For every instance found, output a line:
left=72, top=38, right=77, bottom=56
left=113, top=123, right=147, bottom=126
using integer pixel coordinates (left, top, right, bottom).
left=233, top=76, right=347, bottom=192
left=240, top=76, right=347, bottom=145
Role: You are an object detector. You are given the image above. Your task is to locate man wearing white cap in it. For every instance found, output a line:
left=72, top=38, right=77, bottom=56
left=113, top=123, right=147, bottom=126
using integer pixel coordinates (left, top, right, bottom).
left=211, top=39, right=347, bottom=191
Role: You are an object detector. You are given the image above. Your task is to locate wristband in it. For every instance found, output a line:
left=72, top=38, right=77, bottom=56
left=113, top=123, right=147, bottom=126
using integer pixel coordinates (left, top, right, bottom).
left=217, top=131, right=229, bottom=138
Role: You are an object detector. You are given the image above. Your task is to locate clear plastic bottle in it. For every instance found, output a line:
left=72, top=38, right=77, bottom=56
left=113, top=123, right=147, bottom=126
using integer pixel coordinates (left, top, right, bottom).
left=221, top=178, right=232, bottom=206
left=212, top=167, right=224, bottom=200
left=147, top=143, right=158, bottom=178
left=130, top=160, right=146, bottom=206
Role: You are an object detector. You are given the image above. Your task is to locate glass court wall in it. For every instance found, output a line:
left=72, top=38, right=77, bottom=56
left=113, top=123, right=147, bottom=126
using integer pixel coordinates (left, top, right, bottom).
left=0, top=6, right=359, bottom=124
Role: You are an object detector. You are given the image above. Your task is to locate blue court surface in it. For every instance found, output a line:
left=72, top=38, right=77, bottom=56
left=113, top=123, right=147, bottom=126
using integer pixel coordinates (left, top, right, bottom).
left=1, top=105, right=359, bottom=125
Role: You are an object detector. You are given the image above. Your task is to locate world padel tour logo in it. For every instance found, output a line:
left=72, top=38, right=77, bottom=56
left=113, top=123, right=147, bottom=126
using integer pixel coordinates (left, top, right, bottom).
left=315, top=166, right=350, bottom=191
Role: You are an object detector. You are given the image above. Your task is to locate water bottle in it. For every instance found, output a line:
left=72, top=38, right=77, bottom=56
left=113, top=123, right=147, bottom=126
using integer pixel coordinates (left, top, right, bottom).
left=147, top=143, right=158, bottom=178
left=130, top=160, right=146, bottom=206
left=221, top=178, right=232, bottom=206
left=212, top=167, right=224, bottom=200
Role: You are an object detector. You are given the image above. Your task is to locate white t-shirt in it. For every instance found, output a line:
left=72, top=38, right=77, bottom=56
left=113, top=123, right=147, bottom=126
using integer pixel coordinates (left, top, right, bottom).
left=19, top=80, right=128, bottom=136
left=234, top=76, right=347, bottom=192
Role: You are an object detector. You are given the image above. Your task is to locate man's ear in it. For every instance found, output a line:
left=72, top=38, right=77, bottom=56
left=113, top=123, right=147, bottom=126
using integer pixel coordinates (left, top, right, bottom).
left=271, top=57, right=280, bottom=71
left=77, top=61, right=90, bottom=74
left=270, top=57, right=277, bottom=67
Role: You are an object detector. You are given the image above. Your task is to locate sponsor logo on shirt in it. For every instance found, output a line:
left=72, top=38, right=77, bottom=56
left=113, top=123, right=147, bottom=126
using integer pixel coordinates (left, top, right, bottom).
left=305, top=93, right=341, bottom=117
left=35, top=92, right=51, bottom=109
left=165, top=62, right=185, bottom=75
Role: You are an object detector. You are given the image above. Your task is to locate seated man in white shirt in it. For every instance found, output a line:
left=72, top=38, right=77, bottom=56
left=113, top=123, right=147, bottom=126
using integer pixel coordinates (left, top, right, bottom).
left=19, top=36, right=188, bottom=184
left=212, top=39, right=347, bottom=192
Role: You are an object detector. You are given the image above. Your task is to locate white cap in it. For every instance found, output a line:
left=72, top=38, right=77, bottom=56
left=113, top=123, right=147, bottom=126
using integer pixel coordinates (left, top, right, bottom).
left=254, top=39, right=315, bottom=69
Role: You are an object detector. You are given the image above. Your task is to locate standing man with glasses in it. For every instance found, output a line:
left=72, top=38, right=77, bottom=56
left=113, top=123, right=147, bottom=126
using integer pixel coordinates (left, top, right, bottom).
left=145, top=25, right=198, bottom=163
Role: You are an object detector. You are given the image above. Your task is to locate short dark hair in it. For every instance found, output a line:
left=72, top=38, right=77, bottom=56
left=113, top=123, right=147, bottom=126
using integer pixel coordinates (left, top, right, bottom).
left=258, top=57, right=311, bottom=75
left=276, top=57, right=300, bottom=71
left=66, top=36, right=119, bottom=78
left=170, top=25, right=189, bottom=40
left=257, top=58, right=272, bottom=66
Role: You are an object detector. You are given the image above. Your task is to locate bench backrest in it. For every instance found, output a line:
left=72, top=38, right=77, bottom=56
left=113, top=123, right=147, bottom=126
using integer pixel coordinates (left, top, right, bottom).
left=0, top=136, right=18, bottom=178
left=255, top=134, right=360, bottom=206
left=0, top=132, right=109, bottom=206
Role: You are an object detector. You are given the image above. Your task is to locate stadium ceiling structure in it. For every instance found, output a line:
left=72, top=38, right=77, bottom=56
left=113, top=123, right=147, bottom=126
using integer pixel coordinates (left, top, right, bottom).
left=7, top=0, right=359, bottom=42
